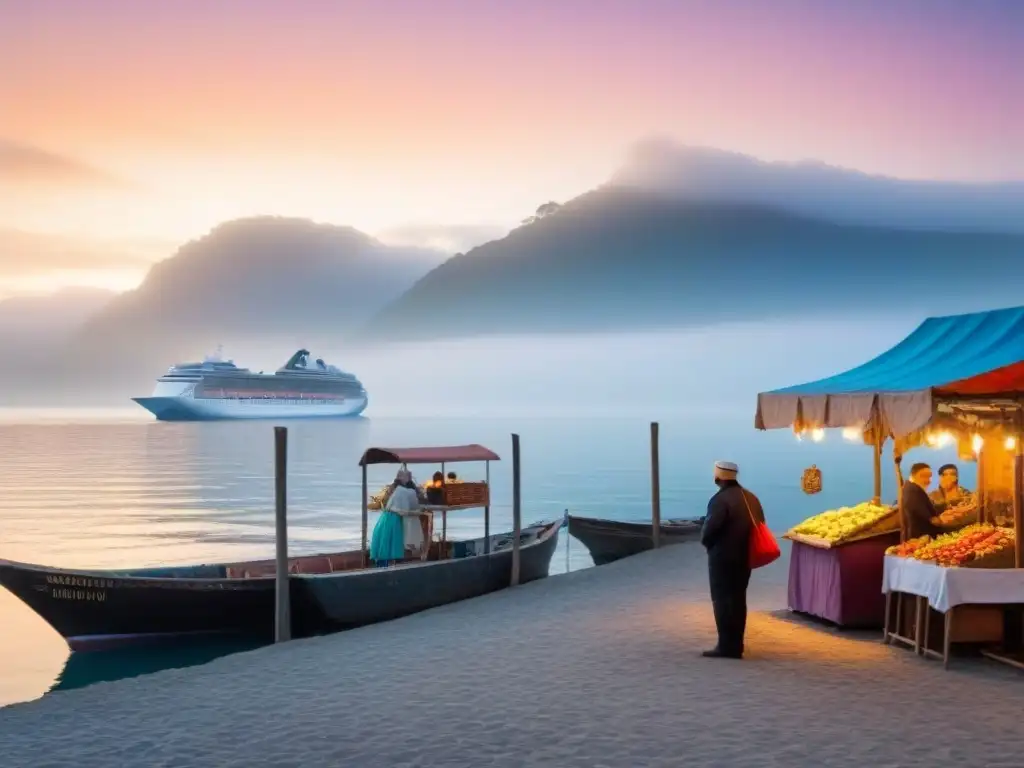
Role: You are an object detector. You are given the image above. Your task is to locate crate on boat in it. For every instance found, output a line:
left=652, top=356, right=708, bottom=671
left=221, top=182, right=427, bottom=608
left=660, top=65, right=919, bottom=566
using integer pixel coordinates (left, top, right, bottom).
left=444, top=481, right=489, bottom=507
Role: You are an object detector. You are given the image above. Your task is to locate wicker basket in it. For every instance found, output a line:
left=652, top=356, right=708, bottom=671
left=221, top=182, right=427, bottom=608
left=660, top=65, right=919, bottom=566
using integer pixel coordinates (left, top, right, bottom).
left=443, top=481, right=489, bottom=507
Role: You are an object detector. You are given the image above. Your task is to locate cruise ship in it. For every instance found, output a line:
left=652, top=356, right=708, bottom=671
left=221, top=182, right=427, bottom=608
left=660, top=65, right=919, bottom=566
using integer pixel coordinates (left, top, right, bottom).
left=132, top=348, right=368, bottom=421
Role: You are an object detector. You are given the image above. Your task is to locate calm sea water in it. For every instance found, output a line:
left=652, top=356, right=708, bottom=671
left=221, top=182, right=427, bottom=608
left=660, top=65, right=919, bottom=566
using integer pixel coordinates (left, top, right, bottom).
left=0, top=406, right=971, bottom=707
left=0, top=320, right=971, bottom=706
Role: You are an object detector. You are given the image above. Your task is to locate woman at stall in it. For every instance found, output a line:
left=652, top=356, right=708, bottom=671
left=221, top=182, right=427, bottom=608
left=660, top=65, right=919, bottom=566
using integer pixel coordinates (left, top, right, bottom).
left=370, top=467, right=423, bottom=566
left=929, top=463, right=973, bottom=512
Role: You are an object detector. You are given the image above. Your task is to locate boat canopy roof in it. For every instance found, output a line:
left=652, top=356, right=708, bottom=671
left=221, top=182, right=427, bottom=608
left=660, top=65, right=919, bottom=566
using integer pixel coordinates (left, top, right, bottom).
left=756, top=305, right=1024, bottom=438
left=359, top=444, right=500, bottom=466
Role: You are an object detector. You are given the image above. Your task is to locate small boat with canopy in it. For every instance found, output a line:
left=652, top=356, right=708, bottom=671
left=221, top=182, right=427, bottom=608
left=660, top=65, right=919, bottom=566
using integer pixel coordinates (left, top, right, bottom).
left=0, top=442, right=563, bottom=650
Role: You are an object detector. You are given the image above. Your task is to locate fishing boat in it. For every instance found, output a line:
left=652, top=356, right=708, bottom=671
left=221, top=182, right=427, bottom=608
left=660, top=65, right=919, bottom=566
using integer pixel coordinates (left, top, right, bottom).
left=568, top=514, right=704, bottom=566
left=0, top=444, right=563, bottom=651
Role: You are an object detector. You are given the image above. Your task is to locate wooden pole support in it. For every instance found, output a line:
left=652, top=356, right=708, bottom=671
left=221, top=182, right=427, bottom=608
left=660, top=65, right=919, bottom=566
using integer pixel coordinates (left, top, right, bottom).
left=360, top=463, right=369, bottom=568
left=1015, top=409, right=1023, bottom=569
left=651, top=421, right=661, bottom=549
left=511, top=433, right=522, bottom=586
left=484, top=461, right=491, bottom=555
left=274, top=426, right=291, bottom=643
left=872, top=430, right=883, bottom=505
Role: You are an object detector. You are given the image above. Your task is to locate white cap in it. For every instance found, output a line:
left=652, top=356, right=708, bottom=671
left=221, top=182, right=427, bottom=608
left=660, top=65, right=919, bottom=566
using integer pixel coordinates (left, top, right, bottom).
left=714, top=461, right=739, bottom=480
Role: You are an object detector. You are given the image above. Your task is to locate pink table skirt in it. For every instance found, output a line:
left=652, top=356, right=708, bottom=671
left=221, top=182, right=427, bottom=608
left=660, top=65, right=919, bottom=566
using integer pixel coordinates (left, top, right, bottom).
left=787, top=532, right=901, bottom=628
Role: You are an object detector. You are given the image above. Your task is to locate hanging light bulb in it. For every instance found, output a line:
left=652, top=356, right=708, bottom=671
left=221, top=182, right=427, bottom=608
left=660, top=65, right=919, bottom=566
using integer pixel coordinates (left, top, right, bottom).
left=1006, top=436, right=1017, bottom=451
left=811, top=428, right=825, bottom=442
left=842, top=426, right=862, bottom=441
left=937, top=431, right=954, bottom=448
left=972, top=434, right=984, bottom=454
left=925, top=432, right=939, bottom=447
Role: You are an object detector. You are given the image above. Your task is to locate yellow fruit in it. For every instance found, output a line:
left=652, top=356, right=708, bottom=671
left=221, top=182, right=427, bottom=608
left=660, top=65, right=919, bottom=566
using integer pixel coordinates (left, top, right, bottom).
left=790, top=501, right=894, bottom=543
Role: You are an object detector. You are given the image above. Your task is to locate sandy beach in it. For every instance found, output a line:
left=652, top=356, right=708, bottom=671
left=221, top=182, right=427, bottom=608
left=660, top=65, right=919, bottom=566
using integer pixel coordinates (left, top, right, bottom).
left=2, top=541, right=1024, bottom=767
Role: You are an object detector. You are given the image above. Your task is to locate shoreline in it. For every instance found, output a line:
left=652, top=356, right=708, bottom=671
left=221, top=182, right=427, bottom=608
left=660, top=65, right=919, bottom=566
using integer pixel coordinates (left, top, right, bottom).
left=2, top=543, right=1024, bottom=767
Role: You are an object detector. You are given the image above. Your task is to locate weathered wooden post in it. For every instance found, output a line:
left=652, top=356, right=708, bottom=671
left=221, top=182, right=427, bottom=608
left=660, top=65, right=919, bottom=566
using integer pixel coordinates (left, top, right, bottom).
left=511, top=433, right=522, bottom=586
left=484, top=461, right=491, bottom=555
left=360, top=462, right=368, bottom=567
left=650, top=421, right=661, bottom=548
left=274, top=426, right=291, bottom=642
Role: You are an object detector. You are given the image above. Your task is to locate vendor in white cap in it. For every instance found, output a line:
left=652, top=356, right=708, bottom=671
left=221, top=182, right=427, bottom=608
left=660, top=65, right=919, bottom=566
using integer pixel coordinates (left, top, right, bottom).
left=700, top=460, right=766, bottom=659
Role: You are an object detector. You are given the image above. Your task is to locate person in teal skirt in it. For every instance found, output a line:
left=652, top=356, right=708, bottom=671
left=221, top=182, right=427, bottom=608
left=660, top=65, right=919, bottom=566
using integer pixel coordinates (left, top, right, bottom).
left=370, top=467, right=421, bottom=566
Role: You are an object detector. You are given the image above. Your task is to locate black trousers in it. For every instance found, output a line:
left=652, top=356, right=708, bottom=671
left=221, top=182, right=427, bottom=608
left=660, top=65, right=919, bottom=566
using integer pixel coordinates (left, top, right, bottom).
left=710, top=566, right=751, bottom=655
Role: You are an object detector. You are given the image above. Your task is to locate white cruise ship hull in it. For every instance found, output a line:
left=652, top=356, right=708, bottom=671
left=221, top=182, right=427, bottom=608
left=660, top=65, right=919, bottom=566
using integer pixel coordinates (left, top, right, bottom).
left=133, top=395, right=368, bottom=421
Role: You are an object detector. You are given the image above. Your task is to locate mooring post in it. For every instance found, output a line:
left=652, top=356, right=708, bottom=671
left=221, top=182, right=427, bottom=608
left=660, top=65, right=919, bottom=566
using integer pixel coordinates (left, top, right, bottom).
left=511, top=433, right=522, bottom=586
left=274, top=426, right=291, bottom=642
left=651, top=421, right=661, bottom=549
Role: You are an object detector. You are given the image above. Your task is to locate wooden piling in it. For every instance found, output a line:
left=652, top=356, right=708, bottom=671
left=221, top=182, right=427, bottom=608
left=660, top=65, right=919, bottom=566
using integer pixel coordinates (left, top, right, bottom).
left=651, top=422, right=661, bottom=549
left=484, top=461, right=491, bottom=555
left=274, top=426, right=291, bottom=643
left=511, top=433, right=522, bottom=586
left=360, top=463, right=368, bottom=568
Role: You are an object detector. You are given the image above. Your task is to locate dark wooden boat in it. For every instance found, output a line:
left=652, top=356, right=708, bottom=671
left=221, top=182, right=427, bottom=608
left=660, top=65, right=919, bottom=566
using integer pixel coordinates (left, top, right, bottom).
left=0, top=518, right=562, bottom=651
left=568, top=514, right=704, bottom=566
left=0, top=442, right=562, bottom=651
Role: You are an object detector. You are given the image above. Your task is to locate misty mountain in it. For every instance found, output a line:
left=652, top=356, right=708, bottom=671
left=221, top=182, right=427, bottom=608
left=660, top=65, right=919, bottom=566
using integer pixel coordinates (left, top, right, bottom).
left=3, top=217, right=446, bottom=400
left=612, top=141, right=1024, bottom=234
left=0, top=287, right=115, bottom=395
left=0, top=287, right=114, bottom=345
left=362, top=185, right=1024, bottom=342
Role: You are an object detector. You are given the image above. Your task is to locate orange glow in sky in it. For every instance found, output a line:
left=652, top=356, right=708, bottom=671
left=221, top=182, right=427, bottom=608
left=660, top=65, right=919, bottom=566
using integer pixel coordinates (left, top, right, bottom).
left=1, top=0, right=1021, bottom=298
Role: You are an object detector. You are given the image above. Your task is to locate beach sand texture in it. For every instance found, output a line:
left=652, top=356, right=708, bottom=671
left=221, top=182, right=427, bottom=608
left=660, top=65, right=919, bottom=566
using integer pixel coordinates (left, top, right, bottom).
left=2, top=542, right=1024, bottom=767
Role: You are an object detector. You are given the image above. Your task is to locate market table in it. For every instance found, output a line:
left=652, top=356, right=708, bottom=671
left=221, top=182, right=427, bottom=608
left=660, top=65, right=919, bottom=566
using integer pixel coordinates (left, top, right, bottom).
left=882, top=555, right=1024, bottom=668
left=787, top=531, right=899, bottom=628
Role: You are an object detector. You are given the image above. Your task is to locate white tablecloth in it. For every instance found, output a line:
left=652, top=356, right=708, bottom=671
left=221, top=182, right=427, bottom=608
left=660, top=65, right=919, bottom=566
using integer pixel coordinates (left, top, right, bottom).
left=882, top=555, right=1024, bottom=613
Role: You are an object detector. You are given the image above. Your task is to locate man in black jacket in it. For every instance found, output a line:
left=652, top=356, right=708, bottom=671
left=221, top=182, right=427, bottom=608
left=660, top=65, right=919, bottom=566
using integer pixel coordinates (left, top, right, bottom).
left=700, top=460, right=765, bottom=659
left=902, top=462, right=943, bottom=539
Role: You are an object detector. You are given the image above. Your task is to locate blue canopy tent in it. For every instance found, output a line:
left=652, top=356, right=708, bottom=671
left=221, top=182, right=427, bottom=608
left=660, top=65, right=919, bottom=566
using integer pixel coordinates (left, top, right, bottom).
left=756, top=305, right=1024, bottom=439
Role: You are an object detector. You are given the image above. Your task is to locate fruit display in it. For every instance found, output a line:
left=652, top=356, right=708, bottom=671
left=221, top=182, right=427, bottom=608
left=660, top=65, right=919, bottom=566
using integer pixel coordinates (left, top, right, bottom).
left=886, top=536, right=930, bottom=558
left=368, top=485, right=390, bottom=510
left=886, top=523, right=1015, bottom=568
left=787, top=501, right=896, bottom=545
left=937, top=501, right=977, bottom=529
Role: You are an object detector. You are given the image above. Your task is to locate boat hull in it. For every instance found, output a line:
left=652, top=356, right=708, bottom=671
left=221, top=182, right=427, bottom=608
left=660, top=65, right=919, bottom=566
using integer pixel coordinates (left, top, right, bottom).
left=568, top=515, right=703, bottom=566
left=132, top=395, right=368, bottom=421
left=303, top=524, right=561, bottom=628
left=0, top=563, right=291, bottom=650
left=0, top=520, right=562, bottom=650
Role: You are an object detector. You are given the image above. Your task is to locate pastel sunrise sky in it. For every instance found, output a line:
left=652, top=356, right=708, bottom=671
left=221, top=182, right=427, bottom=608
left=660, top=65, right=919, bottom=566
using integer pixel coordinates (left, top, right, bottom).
left=2, top=0, right=1021, bottom=296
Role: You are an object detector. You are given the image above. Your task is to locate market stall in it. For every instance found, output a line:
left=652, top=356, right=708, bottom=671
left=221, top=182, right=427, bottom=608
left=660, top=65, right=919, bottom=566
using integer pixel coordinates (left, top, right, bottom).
left=785, top=501, right=900, bottom=627
left=756, top=305, right=1024, bottom=652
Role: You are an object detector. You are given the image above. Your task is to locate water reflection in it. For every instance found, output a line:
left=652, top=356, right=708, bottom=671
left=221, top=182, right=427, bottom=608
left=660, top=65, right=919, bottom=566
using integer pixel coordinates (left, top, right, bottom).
left=52, top=636, right=267, bottom=694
